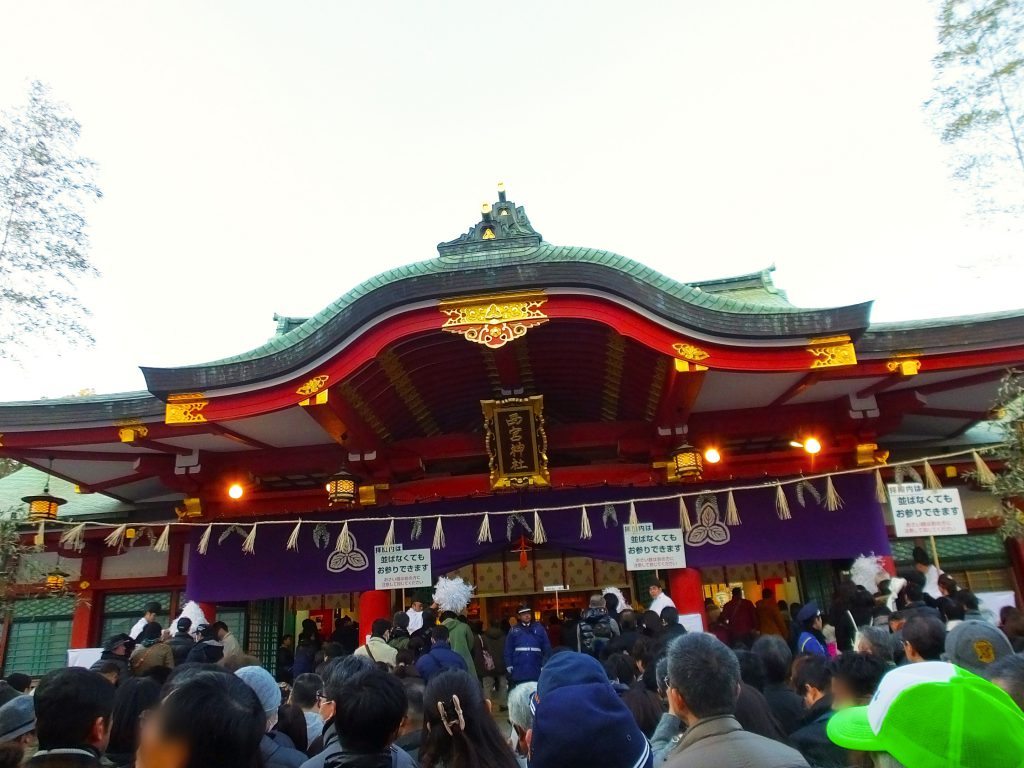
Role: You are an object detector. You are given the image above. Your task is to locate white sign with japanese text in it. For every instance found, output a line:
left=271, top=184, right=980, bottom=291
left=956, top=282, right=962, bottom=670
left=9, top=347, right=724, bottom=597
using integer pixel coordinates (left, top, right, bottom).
left=623, top=523, right=686, bottom=571
left=374, top=544, right=432, bottom=590
left=888, top=483, right=967, bottom=538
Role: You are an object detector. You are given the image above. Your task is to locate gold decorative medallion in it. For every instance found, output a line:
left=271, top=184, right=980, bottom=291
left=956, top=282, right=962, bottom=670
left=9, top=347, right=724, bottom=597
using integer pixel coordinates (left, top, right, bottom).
left=439, top=290, right=548, bottom=350
left=807, top=336, right=858, bottom=368
left=296, top=375, right=329, bottom=397
left=481, top=395, right=550, bottom=490
left=672, top=342, right=710, bottom=362
left=886, top=358, right=921, bottom=376
left=165, top=393, right=209, bottom=425
left=116, top=420, right=150, bottom=442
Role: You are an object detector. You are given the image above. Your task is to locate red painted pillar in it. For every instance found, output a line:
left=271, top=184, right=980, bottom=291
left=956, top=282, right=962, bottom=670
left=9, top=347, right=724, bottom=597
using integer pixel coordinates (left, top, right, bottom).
left=357, top=590, right=391, bottom=647
left=70, top=549, right=102, bottom=649
left=199, top=603, right=217, bottom=623
left=667, top=568, right=705, bottom=630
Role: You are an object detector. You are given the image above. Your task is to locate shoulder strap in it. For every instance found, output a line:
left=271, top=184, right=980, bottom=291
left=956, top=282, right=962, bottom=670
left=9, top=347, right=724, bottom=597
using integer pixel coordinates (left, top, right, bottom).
left=365, top=642, right=376, bottom=662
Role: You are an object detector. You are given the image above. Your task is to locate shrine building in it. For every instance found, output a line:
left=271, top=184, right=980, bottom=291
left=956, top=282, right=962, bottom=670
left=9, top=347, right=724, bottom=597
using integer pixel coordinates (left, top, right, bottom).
left=0, top=185, right=1021, bottom=673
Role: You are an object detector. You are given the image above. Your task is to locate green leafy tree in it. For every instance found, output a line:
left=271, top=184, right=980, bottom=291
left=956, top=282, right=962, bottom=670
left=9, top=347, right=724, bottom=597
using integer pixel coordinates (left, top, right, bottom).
left=927, top=0, right=1024, bottom=217
left=987, top=372, right=1024, bottom=539
left=0, top=80, right=101, bottom=360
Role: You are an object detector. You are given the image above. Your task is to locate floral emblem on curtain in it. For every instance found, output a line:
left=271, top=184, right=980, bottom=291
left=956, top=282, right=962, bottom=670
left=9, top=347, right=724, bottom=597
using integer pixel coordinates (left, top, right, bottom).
left=326, top=532, right=368, bottom=572
left=685, top=495, right=731, bottom=547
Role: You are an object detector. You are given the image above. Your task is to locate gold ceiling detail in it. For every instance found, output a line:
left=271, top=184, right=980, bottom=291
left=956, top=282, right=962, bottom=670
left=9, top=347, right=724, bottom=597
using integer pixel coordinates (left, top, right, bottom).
left=886, top=358, right=922, bottom=376
left=338, top=381, right=392, bottom=441
left=672, top=342, right=710, bottom=362
left=601, top=332, right=627, bottom=421
left=165, top=393, right=208, bottom=425
left=378, top=349, right=442, bottom=437
left=296, top=374, right=329, bottom=397
left=439, top=290, right=548, bottom=350
left=807, top=336, right=858, bottom=369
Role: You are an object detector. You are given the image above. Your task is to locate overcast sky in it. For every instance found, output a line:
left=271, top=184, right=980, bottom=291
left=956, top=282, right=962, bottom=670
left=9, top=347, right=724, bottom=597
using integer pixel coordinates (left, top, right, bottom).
left=0, top=1, right=1020, bottom=402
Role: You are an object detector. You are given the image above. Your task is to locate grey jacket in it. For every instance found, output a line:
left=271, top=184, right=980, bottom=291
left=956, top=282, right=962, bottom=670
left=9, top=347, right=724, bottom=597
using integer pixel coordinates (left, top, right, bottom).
left=662, top=715, right=808, bottom=768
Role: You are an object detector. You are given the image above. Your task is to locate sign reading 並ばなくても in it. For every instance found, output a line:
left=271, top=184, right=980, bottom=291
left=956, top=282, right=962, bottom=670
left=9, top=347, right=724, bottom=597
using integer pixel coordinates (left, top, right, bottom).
left=623, top=523, right=686, bottom=571
left=887, top=483, right=967, bottom=538
left=373, top=544, right=432, bottom=590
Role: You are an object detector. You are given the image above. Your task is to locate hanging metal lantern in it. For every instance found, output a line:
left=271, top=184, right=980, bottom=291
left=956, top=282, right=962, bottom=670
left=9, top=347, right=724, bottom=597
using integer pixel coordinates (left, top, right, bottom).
left=671, top=442, right=703, bottom=482
left=22, top=488, right=67, bottom=522
left=45, top=568, right=68, bottom=594
left=325, top=467, right=359, bottom=506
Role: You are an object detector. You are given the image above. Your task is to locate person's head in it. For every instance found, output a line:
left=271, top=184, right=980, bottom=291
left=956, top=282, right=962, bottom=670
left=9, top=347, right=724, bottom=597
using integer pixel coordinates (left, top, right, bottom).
left=830, top=652, right=886, bottom=709
left=516, top=606, right=532, bottom=626
left=618, top=609, right=636, bottom=632
left=588, top=594, right=604, bottom=611
left=602, top=653, right=635, bottom=686
left=400, top=677, right=425, bottom=737
left=34, top=668, right=114, bottom=752
left=334, top=669, right=406, bottom=754
left=97, top=663, right=122, bottom=685
left=911, top=546, right=931, bottom=573
left=855, top=625, right=895, bottom=665
left=902, top=615, right=945, bottom=663
left=793, top=654, right=831, bottom=709
left=370, top=618, right=391, bottom=639
left=937, top=573, right=957, bottom=597
left=175, top=618, right=192, bottom=635
left=641, top=610, right=664, bottom=638
left=144, top=602, right=161, bottom=623
left=320, top=654, right=375, bottom=724
left=431, top=624, right=450, bottom=645
left=904, top=580, right=924, bottom=604
left=985, top=653, right=1024, bottom=711
left=797, top=601, right=823, bottom=631
left=138, top=669, right=264, bottom=768
left=648, top=580, right=664, bottom=598
left=410, top=600, right=424, bottom=612
left=761, top=588, right=774, bottom=601
left=0, top=695, right=36, bottom=746
left=139, top=621, right=163, bottom=645
left=421, top=608, right=437, bottom=628
left=234, top=666, right=282, bottom=730
left=661, top=606, right=680, bottom=626
left=276, top=703, right=308, bottom=753
left=420, top=670, right=511, bottom=768
left=603, top=592, right=620, bottom=615
left=734, top=650, right=766, bottom=692
left=393, top=611, right=410, bottom=632
left=828, top=662, right=1024, bottom=767
left=789, top=601, right=803, bottom=620
left=955, top=589, right=980, bottom=612
left=943, top=620, right=1013, bottom=676
left=665, top=633, right=740, bottom=726
left=506, top=681, right=537, bottom=757
left=107, top=677, right=160, bottom=757
left=105, top=633, right=132, bottom=658
left=3, top=675, right=30, bottom=695
left=290, top=673, right=323, bottom=711
left=280, top=634, right=293, bottom=648
left=731, top=587, right=742, bottom=600
left=301, top=618, right=318, bottom=636
left=999, top=606, right=1021, bottom=627
left=211, top=621, right=229, bottom=640
left=322, top=641, right=343, bottom=660
left=751, top=634, right=793, bottom=685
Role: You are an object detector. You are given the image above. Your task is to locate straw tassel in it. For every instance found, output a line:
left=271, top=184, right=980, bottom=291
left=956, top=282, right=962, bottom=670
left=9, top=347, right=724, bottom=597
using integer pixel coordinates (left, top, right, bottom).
left=477, top=513, right=492, bottom=544
left=34, top=520, right=45, bottom=548
left=335, top=521, right=351, bottom=553
left=153, top=525, right=171, bottom=552
left=60, top=522, right=87, bottom=552
left=580, top=507, right=593, bottom=540
left=725, top=490, right=741, bottom=526
left=197, top=524, right=213, bottom=554
left=774, top=483, right=791, bottom=520
left=286, top=520, right=302, bottom=552
left=972, top=451, right=997, bottom=486
left=432, top=516, right=446, bottom=550
left=874, top=469, right=888, bottom=503
left=241, top=524, right=258, bottom=554
left=923, top=460, right=942, bottom=490
left=533, top=510, right=547, bottom=545
left=824, top=476, right=844, bottom=511
left=627, top=501, right=640, bottom=527
left=383, top=519, right=396, bottom=548
left=104, top=523, right=127, bottom=549
left=679, top=497, right=692, bottom=533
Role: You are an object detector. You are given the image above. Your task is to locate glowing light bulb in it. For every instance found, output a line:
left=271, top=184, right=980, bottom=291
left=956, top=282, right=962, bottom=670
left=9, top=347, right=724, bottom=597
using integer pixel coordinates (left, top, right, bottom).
left=228, top=483, right=244, bottom=500
left=804, top=437, right=822, bottom=455
left=704, top=447, right=722, bottom=464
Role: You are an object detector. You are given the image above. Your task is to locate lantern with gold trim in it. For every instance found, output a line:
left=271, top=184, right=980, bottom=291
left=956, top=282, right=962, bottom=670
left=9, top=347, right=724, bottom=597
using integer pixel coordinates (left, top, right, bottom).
left=45, top=566, right=69, bottom=594
left=671, top=441, right=703, bottom=482
left=325, top=467, right=359, bottom=506
left=22, top=480, right=67, bottom=522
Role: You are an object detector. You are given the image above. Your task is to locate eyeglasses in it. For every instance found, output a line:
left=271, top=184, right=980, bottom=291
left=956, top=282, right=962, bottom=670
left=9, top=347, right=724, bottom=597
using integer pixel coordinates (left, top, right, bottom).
left=316, top=691, right=333, bottom=704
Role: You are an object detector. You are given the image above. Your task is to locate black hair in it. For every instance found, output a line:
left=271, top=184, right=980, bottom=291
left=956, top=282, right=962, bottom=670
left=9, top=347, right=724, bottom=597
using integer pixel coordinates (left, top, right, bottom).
left=393, top=611, right=410, bottom=630
left=176, top=618, right=192, bottom=633
left=985, top=653, right=1024, bottom=711
left=420, top=609, right=437, bottom=627
left=604, top=592, right=620, bottom=614
left=602, top=653, right=635, bottom=685
left=792, top=654, right=831, bottom=697
left=661, top=606, right=680, bottom=625
left=323, top=654, right=375, bottom=701
left=420, top=670, right=518, bottom=768
left=912, top=546, right=931, bottom=566
left=371, top=618, right=392, bottom=638
left=619, top=610, right=637, bottom=633
left=955, top=590, right=980, bottom=611
left=276, top=703, right=308, bottom=753
left=762, top=588, right=774, bottom=599
left=937, top=573, right=958, bottom=594
left=97, top=662, right=123, bottom=677
left=145, top=602, right=161, bottom=614
left=281, top=633, right=293, bottom=643
left=829, top=652, right=886, bottom=701
left=291, top=673, right=323, bottom=709
left=106, top=677, right=161, bottom=757
left=731, top=587, right=743, bottom=598
left=322, top=642, right=343, bottom=659
left=34, top=667, right=115, bottom=750
left=2, top=674, right=29, bottom=694
left=139, top=622, right=163, bottom=643
left=733, top=650, right=766, bottom=692
left=432, top=624, right=450, bottom=643
left=666, top=634, right=740, bottom=719
left=902, top=615, right=945, bottom=661
left=439, top=611, right=457, bottom=622
left=334, top=669, right=407, bottom=753
left=211, top=621, right=229, bottom=633
left=641, top=611, right=664, bottom=638
left=751, top=635, right=793, bottom=685
left=159, top=669, right=264, bottom=768
left=905, top=581, right=924, bottom=603
left=403, top=677, right=426, bottom=721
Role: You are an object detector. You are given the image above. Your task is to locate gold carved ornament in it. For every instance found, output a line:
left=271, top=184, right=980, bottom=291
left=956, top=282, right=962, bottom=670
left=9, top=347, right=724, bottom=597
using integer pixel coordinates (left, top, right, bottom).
left=807, top=336, right=858, bottom=369
left=297, top=374, right=330, bottom=406
left=481, top=395, right=550, bottom=490
left=439, top=291, right=548, bottom=350
left=671, top=342, right=710, bottom=372
left=165, top=393, right=209, bottom=425
left=886, top=358, right=921, bottom=376
left=116, top=420, right=150, bottom=443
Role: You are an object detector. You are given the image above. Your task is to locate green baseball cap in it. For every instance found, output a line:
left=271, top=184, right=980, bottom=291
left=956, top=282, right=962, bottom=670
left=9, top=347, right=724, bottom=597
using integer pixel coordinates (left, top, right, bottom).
left=828, top=661, right=1024, bottom=767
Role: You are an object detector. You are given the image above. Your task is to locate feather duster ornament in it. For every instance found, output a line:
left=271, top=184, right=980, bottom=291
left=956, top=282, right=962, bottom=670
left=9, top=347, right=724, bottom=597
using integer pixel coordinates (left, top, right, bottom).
left=433, top=576, right=475, bottom=615
left=173, top=600, right=210, bottom=631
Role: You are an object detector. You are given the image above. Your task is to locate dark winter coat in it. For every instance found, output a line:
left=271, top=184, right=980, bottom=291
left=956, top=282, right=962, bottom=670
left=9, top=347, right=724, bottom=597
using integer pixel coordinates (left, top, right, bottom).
left=662, top=716, right=808, bottom=768
left=185, top=639, right=224, bottom=664
left=167, top=632, right=195, bottom=666
left=262, top=732, right=307, bottom=768
left=789, top=697, right=847, bottom=768
left=27, top=747, right=104, bottom=768
left=415, top=641, right=468, bottom=682
left=504, top=620, right=551, bottom=684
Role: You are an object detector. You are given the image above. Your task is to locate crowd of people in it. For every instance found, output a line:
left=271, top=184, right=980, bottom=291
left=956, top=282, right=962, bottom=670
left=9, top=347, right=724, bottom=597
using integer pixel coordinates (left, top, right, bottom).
left=0, top=564, right=1021, bottom=768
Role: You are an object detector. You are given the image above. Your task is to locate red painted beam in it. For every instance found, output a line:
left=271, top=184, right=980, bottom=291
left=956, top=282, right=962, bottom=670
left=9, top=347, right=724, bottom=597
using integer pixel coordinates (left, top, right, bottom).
left=203, top=423, right=275, bottom=450
left=770, top=372, right=822, bottom=408
left=912, top=369, right=1008, bottom=395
